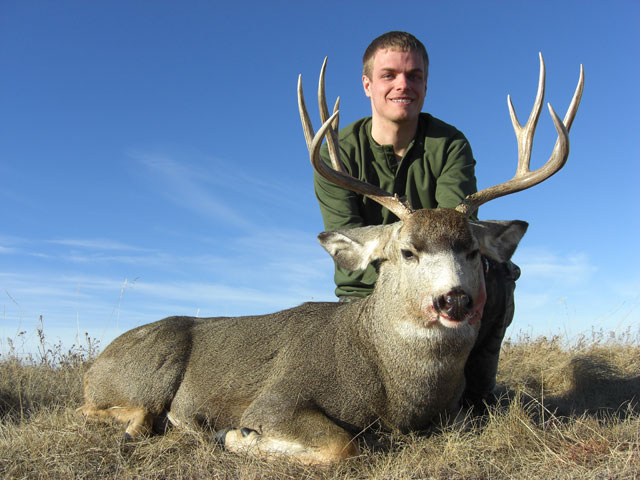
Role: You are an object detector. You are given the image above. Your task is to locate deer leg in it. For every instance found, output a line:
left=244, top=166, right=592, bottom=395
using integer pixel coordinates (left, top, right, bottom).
left=77, top=403, right=154, bottom=440
left=216, top=408, right=359, bottom=465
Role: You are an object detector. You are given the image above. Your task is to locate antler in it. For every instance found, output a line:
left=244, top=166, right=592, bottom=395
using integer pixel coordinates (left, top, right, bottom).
left=455, top=53, right=585, bottom=216
left=298, top=57, right=414, bottom=220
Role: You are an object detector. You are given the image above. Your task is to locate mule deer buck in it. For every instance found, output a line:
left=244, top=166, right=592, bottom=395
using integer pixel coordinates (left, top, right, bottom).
left=78, top=54, right=583, bottom=464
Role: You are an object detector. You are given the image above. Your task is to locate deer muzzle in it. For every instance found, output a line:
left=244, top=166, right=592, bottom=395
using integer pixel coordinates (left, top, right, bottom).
left=425, top=275, right=487, bottom=328
left=435, top=288, right=473, bottom=322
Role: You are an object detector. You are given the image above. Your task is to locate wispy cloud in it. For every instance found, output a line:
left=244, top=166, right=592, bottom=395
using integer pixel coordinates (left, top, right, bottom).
left=509, top=246, right=639, bottom=337
left=0, top=234, right=31, bottom=254
left=49, top=239, right=149, bottom=251
left=3, top=237, right=166, bottom=267
left=2, top=235, right=157, bottom=263
left=0, top=226, right=335, bottom=329
left=129, top=151, right=252, bottom=229
left=514, top=247, right=597, bottom=286
left=127, top=149, right=316, bottom=231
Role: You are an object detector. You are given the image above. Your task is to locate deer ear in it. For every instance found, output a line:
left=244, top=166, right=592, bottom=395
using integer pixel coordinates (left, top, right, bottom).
left=469, top=220, right=529, bottom=262
left=318, top=224, right=396, bottom=271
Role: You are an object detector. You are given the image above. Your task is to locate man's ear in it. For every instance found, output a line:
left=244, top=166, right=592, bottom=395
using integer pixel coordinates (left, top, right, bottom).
left=362, top=74, right=372, bottom=98
left=469, top=220, right=529, bottom=262
left=318, top=224, right=396, bottom=271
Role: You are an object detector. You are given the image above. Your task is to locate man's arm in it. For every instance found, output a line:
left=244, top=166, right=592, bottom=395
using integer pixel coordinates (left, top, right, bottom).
left=314, top=144, right=378, bottom=298
left=435, top=132, right=478, bottom=208
left=313, top=155, right=364, bottom=232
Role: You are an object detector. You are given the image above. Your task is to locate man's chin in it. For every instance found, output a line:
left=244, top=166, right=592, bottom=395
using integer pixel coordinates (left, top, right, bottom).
left=388, top=109, right=420, bottom=124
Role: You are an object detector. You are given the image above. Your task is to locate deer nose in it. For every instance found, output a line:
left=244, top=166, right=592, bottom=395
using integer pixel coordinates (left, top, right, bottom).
left=434, top=288, right=473, bottom=321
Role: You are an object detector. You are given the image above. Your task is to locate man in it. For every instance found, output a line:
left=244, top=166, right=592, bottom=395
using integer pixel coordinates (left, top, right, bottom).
left=314, top=31, right=520, bottom=405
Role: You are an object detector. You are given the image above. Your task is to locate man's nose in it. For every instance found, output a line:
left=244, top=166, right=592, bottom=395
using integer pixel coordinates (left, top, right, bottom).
left=395, top=74, right=409, bottom=89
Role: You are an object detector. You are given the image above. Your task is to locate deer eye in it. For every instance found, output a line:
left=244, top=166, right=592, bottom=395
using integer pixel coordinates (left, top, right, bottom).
left=401, top=249, right=416, bottom=261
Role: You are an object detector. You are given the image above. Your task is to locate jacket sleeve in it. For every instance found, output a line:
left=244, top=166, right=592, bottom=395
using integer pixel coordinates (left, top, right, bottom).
left=435, top=131, right=478, bottom=216
left=314, top=144, right=378, bottom=298
left=313, top=144, right=364, bottom=231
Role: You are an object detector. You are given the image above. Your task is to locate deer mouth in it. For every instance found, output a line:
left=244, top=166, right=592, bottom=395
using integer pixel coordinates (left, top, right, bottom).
left=396, top=295, right=484, bottom=337
left=436, top=304, right=483, bottom=328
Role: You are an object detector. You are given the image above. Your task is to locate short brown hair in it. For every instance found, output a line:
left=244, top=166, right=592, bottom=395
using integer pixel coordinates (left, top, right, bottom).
left=362, top=31, right=429, bottom=78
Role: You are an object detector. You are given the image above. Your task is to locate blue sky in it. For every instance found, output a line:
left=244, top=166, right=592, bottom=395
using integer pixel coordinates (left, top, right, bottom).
left=1, top=1, right=638, bottom=354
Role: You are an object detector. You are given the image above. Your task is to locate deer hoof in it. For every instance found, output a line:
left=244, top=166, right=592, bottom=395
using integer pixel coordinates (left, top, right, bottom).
left=214, top=427, right=233, bottom=448
left=215, top=427, right=259, bottom=448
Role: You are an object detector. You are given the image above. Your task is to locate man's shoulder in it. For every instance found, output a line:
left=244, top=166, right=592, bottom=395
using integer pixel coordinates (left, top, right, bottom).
left=337, top=117, right=371, bottom=141
left=418, top=113, right=466, bottom=141
left=320, top=117, right=371, bottom=160
left=334, top=114, right=466, bottom=142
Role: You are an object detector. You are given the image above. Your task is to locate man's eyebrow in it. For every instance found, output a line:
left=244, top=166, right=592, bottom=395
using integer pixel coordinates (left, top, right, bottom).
left=379, top=67, right=424, bottom=74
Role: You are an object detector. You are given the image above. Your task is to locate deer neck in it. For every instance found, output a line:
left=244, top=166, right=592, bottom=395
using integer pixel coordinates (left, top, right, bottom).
left=364, top=286, right=478, bottom=409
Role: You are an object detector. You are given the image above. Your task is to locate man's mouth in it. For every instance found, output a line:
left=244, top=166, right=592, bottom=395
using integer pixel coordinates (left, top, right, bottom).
left=390, top=97, right=413, bottom=104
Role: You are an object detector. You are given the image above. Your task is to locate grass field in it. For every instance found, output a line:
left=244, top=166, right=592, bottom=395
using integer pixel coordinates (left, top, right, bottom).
left=0, top=326, right=638, bottom=479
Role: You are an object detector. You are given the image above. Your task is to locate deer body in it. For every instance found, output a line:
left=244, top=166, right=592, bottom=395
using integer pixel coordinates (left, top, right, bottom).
left=85, top=299, right=465, bottom=434
left=80, top=209, right=526, bottom=463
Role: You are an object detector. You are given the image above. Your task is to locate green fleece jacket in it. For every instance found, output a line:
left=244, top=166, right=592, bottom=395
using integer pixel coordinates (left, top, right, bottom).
left=314, top=112, right=478, bottom=298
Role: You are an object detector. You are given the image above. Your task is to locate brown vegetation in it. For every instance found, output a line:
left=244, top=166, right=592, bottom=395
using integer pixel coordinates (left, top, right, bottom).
left=0, top=327, right=638, bottom=479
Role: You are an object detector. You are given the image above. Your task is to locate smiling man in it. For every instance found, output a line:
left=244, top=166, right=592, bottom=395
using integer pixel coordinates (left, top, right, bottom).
left=314, top=31, right=520, bottom=406
left=316, top=31, right=478, bottom=299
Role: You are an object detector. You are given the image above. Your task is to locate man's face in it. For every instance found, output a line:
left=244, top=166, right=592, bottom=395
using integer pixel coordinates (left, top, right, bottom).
left=363, top=48, right=428, bottom=125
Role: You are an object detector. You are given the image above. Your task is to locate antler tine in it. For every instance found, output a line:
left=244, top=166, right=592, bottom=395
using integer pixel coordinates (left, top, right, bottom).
left=309, top=112, right=414, bottom=220
left=297, top=59, right=342, bottom=162
left=318, top=57, right=345, bottom=173
left=561, top=63, right=585, bottom=132
left=297, top=74, right=314, bottom=151
left=508, top=52, right=546, bottom=176
left=455, top=54, right=584, bottom=217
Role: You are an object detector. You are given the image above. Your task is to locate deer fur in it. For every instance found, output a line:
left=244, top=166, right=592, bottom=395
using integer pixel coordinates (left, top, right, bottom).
left=78, top=209, right=527, bottom=464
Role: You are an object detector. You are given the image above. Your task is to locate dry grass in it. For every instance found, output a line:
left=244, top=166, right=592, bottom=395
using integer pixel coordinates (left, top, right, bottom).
left=0, top=327, right=638, bottom=479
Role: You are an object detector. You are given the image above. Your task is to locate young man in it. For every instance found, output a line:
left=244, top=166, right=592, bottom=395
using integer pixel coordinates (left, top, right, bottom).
left=314, top=31, right=520, bottom=405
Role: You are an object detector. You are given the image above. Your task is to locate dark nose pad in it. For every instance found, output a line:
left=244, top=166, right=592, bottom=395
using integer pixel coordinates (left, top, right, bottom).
left=435, top=288, right=472, bottom=321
